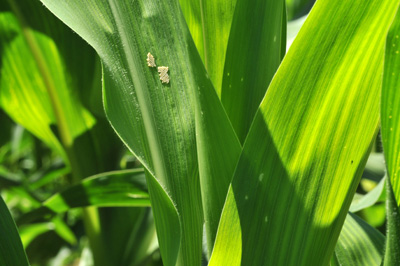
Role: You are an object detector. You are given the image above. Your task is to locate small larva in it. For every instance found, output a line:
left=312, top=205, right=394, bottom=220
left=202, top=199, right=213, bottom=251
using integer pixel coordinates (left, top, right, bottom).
left=146, top=52, right=156, bottom=67
left=158, top=66, right=170, bottom=84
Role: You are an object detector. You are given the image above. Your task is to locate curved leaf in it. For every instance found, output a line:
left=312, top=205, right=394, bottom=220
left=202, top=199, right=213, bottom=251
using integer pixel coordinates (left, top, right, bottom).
left=335, top=213, right=385, bottom=266
left=18, top=169, right=150, bottom=225
left=0, top=0, right=97, bottom=162
left=0, top=195, right=29, bottom=266
left=19, top=216, right=77, bottom=248
left=214, top=0, right=399, bottom=264
left=350, top=177, right=385, bottom=213
left=38, top=0, right=219, bottom=264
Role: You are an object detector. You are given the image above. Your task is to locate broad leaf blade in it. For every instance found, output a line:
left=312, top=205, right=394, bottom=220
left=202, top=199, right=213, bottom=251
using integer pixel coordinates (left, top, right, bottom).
left=221, top=0, right=286, bottom=143
left=335, top=213, right=385, bottom=266
left=0, top=195, right=29, bottom=266
left=214, top=0, right=399, bottom=264
left=38, top=1, right=215, bottom=264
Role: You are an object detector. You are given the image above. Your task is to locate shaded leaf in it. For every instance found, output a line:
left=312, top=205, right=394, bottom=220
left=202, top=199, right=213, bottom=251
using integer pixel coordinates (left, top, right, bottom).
left=221, top=0, right=286, bottom=143
left=0, top=195, right=29, bottom=266
left=179, top=0, right=236, bottom=94
left=18, top=169, right=149, bottom=224
left=335, top=212, right=385, bottom=266
left=38, top=0, right=220, bottom=264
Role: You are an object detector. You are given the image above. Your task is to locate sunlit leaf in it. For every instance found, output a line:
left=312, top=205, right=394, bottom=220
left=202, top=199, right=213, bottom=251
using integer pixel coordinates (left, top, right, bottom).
left=350, top=177, right=385, bottom=213
left=213, top=0, right=399, bottom=264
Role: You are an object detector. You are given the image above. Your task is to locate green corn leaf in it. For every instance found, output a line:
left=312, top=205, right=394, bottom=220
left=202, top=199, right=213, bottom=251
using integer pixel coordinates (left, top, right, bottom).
left=208, top=187, right=241, bottom=266
left=350, top=177, right=386, bottom=213
left=0, top=195, right=29, bottom=266
left=19, top=216, right=77, bottom=248
left=193, top=54, right=241, bottom=255
left=221, top=0, right=286, bottom=143
left=335, top=213, right=385, bottom=266
left=194, top=0, right=286, bottom=256
left=179, top=0, right=236, bottom=94
left=38, top=0, right=220, bottom=264
left=382, top=0, right=400, bottom=208
left=18, top=169, right=150, bottom=225
left=381, top=9, right=400, bottom=265
left=0, top=0, right=96, bottom=164
left=211, top=0, right=400, bottom=264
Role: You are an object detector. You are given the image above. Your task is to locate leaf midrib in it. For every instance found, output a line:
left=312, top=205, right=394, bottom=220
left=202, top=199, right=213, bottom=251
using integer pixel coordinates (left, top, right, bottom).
left=108, top=0, right=169, bottom=184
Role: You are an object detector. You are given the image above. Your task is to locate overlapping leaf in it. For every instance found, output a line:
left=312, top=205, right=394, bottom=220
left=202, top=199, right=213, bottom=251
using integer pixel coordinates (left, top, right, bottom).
left=211, top=0, right=399, bottom=264
left=38, top=0, right=219, bottom=265
left=221, top=0, right=286, bottom=143
left=18, top=169, right=149, bottom=225
left=334, top=213, right=385, bottom=266
left=0, top=195, right=29, bottom=266
left=179, top=0, right=236, bottom=94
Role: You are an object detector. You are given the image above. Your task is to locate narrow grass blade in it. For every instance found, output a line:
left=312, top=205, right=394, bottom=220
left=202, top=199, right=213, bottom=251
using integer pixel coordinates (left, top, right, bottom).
left=179, top=0, right=236, bottom=94
left=213, top=0, right=400, bottom=264
left=221, top=0, right=286, bottom=143
left=0, top=195, right=29, bottom=266
left=18, top=169, right=150, bottom=224
left=335, top=213, right=385, bottom=266
left=19, top=216, right=77, bottom=248
left=382, top=1, right=400, bottom=207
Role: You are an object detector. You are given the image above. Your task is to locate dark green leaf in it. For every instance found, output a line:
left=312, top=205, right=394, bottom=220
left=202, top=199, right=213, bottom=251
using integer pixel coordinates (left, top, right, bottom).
left=0, top=195, right=29, bottom=266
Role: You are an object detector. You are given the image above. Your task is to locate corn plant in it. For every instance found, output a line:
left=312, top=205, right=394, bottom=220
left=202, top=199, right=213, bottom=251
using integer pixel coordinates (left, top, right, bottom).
left=1, top=0, right=400, bottom=265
